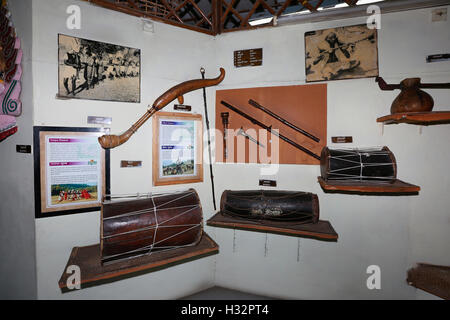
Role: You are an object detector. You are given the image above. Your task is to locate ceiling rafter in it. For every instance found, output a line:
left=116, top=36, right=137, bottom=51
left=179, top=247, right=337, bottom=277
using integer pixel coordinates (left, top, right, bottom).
left=83, top=0, right=364, bottom=35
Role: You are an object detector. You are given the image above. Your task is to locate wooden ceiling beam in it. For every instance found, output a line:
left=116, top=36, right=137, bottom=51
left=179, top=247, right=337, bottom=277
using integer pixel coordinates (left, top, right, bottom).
left=300, top=0, right=317, bottom=12
left=84, top=0, right=214, bottom=35
left=187, top=0, right=213, bottom=26
left=159, top=0, right=184, bottom=23
left=212, top=0, right=222, bottom=34
left=259, top=0, right=276, bottom=15
left=222, top=0, right=246, bottom=22
left=242, top=0, right=261, bottom=26
left=166, top=0, right=189, bottom=20
left=221, top=0, right=237, bottom=23
left=126, top=0, right=140, bottom=10
left=84, top=0, right=365, bottom=36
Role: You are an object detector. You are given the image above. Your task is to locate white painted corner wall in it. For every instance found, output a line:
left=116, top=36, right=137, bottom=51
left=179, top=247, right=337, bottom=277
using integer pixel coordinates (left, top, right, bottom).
left=1, top=0, right=449, bottom=300
left=0, top=0, right=36, bottom=300
left=32, top=0, right=217, bottom=300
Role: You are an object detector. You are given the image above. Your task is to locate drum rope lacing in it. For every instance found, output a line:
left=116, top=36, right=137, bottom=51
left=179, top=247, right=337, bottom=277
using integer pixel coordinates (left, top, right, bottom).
left=327, top=149, right=395, bottom=181
left=101, top=191, right=203, bottom=262
left=102, top=205, right=201, bottom=240
left=151, top=195, right=158, bottom=252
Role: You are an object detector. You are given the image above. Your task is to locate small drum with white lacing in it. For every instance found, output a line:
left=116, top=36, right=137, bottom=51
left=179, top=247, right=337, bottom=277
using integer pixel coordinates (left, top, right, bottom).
left=101, top=189, right=203, bottom=264
left=320, top=146, right=397, bottom=182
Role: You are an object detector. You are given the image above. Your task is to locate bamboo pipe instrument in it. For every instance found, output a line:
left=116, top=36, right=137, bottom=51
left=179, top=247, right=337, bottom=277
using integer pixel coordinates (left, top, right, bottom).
left=98, top=68, right=226, bottom=149
left=248, top=99, right=320, bottom=143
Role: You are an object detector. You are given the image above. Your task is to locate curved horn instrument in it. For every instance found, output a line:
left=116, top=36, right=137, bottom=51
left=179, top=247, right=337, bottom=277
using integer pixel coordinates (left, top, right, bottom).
left=98, top=68, right=226, bottom=149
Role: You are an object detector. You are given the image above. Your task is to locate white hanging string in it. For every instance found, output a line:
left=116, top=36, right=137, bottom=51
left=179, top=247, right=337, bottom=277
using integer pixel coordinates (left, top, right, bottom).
left=151, top=195, right=158, bottom=254
left=102, top=224, right=202, bottom=262
left=103, top=204, right=199, bottom=221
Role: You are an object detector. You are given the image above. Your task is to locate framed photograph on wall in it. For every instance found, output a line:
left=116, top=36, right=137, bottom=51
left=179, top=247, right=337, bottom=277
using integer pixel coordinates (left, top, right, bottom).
left=152, top=112, right=203, bottom=186
left=58, top=34, right=141, bottom=102
left=33, top=126, right=110, bottom=218
left=305, top=24, right=378, bottom=82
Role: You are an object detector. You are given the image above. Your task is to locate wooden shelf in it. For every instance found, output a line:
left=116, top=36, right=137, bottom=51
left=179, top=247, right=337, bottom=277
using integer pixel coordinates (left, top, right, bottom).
left=317, top=176, right=420, bottom=195
left=407, top=263, right=450, bottom=300
left=207, top=212, right=338, bottom=242
left=377, top=111, right=450, bottom=125
left=58, top=232, right=219, bottom=292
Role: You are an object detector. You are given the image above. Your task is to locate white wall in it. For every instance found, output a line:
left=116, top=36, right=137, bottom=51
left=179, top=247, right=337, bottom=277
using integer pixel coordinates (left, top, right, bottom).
left=211, top=6, right=450, bottom=299
left=32, top=0, right=218, bottom=299
left=0, top=0, right=36, bottom=300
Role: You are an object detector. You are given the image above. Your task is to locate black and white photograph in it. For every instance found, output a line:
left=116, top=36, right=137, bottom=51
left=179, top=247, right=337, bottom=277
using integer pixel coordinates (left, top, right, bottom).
left=305, top=24, right=379, bottom=82
left=58, top=34, right=141, bottom=102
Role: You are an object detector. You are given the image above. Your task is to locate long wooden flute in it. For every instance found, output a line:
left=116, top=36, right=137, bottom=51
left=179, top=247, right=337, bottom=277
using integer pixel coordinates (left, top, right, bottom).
left=98, top=68, right=225, bottom=149
left=248, top=99, right=320, bottom=143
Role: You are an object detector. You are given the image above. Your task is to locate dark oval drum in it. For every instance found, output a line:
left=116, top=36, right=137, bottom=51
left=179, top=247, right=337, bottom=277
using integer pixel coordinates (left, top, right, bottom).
left=101, top=189, right=203, bottom=264
left=220, top=190, right=319, bottom=224
left=320, top=146, right=397, bottom=181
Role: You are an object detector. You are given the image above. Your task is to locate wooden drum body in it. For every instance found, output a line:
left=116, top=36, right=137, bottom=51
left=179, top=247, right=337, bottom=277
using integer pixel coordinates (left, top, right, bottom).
left=101, top=189, right=203, bottom=264
left=220, top=190, right=319, bottom=224
left=320, top=146, right=397, bottom=182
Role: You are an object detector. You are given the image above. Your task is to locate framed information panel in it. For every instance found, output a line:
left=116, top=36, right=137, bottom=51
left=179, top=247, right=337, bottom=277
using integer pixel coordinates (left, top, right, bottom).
left=152, top=112, right=203, bottom=186
left=33, top=126, right=110, bottom=218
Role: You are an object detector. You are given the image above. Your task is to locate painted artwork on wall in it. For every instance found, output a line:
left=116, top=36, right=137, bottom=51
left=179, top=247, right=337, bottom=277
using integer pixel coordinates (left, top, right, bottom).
left=0, top=1, right=23, bottom=142
left=58, top=34, right=141, bottom=102
left=305, top=24, right=378, bottom=82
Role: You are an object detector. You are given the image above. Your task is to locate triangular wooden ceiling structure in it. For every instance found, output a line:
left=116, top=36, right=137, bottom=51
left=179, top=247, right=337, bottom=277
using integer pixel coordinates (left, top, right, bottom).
left=83, top=0, right=365, bottom=35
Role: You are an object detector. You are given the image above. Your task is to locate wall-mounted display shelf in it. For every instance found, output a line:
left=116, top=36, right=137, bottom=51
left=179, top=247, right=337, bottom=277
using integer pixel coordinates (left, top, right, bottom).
left=207, top=212, right=338, bottom=242
left=377, top=111, right=450, bottom=125
left=58, top=233, right=219, bottom=292
left=407, top=263, right=450, bottom=300
left=317, top=177, right=420, bottom=195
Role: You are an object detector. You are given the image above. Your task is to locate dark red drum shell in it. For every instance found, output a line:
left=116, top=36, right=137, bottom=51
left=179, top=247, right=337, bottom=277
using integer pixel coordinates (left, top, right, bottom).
left=101, top=189, right=203, bottom=263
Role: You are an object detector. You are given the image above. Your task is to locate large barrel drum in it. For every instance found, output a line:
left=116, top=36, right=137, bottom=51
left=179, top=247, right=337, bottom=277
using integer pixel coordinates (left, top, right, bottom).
left=101, top=189, right=203, bottom=264
left=320, top=146, right=397, bottom=182
left=220, top=190, right=319, bottom=224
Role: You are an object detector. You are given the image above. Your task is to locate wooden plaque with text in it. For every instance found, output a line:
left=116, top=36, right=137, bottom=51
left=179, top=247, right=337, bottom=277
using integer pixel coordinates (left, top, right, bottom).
left=234, top=48, right=263, bottom=68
